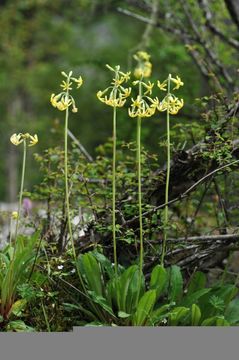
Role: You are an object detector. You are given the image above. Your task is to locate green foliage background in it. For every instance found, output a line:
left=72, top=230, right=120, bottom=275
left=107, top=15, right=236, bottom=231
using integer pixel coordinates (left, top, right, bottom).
left=0, top=0, right=220, bottom=200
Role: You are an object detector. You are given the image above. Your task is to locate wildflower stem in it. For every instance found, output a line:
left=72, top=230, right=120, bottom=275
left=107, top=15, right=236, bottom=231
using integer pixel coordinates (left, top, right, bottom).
left=161, top=74, right=171, bottom=266
left=64, top=75, right=104, bottom=321
left=64, top=88, right=76, bottom=260
left=137, top=79, right=143, bottom=296
left=112, top=104, right=118, bottom=275
left=15, top=139, right=27, bottom=240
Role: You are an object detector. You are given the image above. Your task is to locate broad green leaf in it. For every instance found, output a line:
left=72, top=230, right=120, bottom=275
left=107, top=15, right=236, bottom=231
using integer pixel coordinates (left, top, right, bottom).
left=118, top=311, right=131, bottom=318
left=187, top=272, right=206, bottom=296
left=146, top=304, right=172, bottom=326
left=168, top=265, right=183, bottom=303
left=92, top=251, right=114, bottom=279
left=216, top=317, right=230, bottom=326
left=7, top=320, right=35, bottom=332
left=191, top=304, right=201, bottom=326
left=201, top=316, right=229, bottom=326
left=125, top=268, right=144, bottom=313
left=1, top=233, right=38, bottom=314
left=181, top=288, right=211, bottom=307
left=225, top=299, right=239, bottom=325
left=201, top=316, right=218, bottom=326
left=78, top=253, right=103, bottom=296
left=88, top=291, right=115, bottom=318
left=168, top=307, right=190, bottom=326
left=150, top=265, right=168, bottom=300
left=106, top=276, right=119, bottom=308
left=133, top=290, right=156, bottom=326
left=117, top=265, right=143, bottom=313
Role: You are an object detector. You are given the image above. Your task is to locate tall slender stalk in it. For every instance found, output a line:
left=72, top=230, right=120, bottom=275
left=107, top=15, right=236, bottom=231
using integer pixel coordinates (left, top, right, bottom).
left=137, top=79, right=143, bottom=296
left=112, top=104, right=118, bottom=274
left=63, top=76, right=104, bottom=321
left=64, top=84, right=76, bottom=260
left=14, top=139, right=27, bottom=240
left=161, top=74, right=171, bottom=266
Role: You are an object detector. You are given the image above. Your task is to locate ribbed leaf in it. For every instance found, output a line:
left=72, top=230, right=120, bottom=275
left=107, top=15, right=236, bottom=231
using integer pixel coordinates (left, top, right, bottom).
left=146, top=304, right=171, bottom=326
left=118, top=265, right=142, bottom=313
left=168, top=265, right=183, bottom=303
left=92, top=251, right=114, bottom=279
left=78, top=253, right=103, bottom=296
left=201, top=316, right=229, bottom=326
left=133, top=290, right=156, bottom=326
left=187, top=272, right=206, bottom=296
left=225, top=299, right=239, bottom=325
left=181, top=288, right=211, bottom=307
left=168, top=307, right=190, bottom=326
left=88, top=291, right=115, bottom=317
left=150, top=265, right=168, bottom=300
left=191, top=304, right=201, bottom=326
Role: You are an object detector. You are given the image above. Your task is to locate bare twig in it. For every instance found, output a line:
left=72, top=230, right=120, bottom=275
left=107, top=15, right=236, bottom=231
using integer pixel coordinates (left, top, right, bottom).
left=124, top=159, right=239, bottom=227
left=198, top=0, right=239, bottom=50
left=68, top=129, right=93, bottom=162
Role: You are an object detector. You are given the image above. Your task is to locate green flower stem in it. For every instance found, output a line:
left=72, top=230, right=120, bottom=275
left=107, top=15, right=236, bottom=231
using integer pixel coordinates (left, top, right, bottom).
left=161, top=74, right=171, bottom=266
left=14, top=139, right=27, bottom=241
left=7, top=140, right=27, bottom=314
left=112, top=104, right=118, bottom=275
left=137, top=79, right=143, bottom=292
left=64, top=76, right=104, bottom=322
left=64, top=88, right=76, bottom=260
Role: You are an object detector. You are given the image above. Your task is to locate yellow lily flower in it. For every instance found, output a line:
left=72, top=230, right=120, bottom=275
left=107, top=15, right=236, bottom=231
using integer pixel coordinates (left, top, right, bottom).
left=10, top=133, right=23, bottom=146
left=171, top=76, right=184, bottom=90
left=72, top=76, right=83, bottom=89
left=157, top=80, right=167, bottom=92
left=28, top=134, right=38, bottom=147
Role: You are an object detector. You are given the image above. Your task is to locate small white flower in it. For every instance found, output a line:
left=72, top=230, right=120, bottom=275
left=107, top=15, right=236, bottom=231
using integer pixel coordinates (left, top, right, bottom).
left=57, top=265, right=64, bottom=270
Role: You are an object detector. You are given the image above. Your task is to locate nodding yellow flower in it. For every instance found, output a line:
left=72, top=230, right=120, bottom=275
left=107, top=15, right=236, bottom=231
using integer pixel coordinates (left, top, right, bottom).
left=50, top=93, right=62, bottom=108
left=10, top=133, right=39, bottom=147
left=56, top=97, right=72, bottom=111
left=11, top=211, right=18, bottom=220
left=72, top=106, right=78, bottom=113
left=72, top=76, right=83, bottom=89
left=158, top=95, right=184, bottom=115
left=171, top=76, right=184, bottom=90
left=97, top=91, right=127, bottom=107
left=97, top=64, right=131, bottom=108
left=10, top=133, right=23, bottom=146
left=157, top=80, right=167, bottom=92
left=122, top=87, right=131, bottom=98
left=129, top=96, right=158, bottom=118
left=28, top=134, right=38, bottom=147
left=51, top=71, right=83, bottom=113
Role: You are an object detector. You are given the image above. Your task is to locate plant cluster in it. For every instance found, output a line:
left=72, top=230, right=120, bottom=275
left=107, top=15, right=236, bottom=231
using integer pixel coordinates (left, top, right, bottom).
left=0, top=51, right=238, bottom=331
